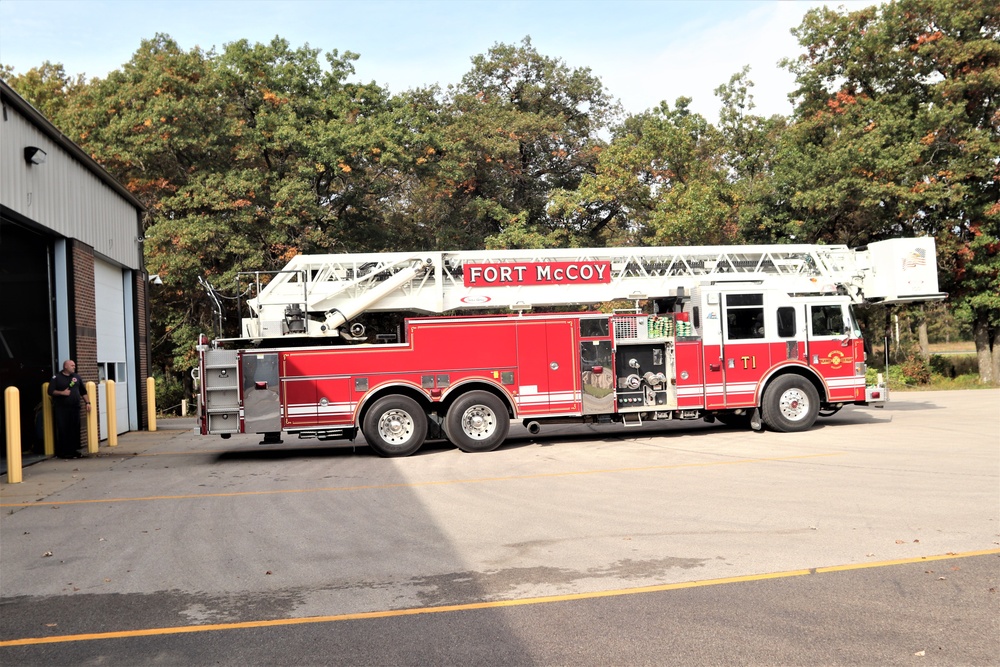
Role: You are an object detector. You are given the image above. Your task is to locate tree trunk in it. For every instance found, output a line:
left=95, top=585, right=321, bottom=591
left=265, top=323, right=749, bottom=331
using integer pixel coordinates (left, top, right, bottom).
left=973, top=316, right=997, bottom=385
left=884, top=308, right=894, bottom=366
left=918, top=305, right=929, bottom=360
left=992, top=329, right=1000, bottom=387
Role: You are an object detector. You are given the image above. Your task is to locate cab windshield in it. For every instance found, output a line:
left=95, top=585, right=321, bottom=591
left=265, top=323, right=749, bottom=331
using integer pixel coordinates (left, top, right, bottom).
left=847, top=305, right=862, bottom=338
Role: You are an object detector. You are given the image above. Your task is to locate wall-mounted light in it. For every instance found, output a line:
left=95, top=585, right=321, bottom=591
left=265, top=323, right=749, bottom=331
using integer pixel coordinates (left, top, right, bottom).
left=149, top=274, right=164, bottom=286
left=24, top=146, right=47, bottom=165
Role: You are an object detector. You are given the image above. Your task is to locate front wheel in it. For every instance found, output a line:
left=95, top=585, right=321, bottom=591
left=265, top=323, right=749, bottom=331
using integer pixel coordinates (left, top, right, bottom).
left=362, top=395, right=427, bottom=457
left=761, top=375, right=820, bottom=433
left=445, top=391, right=510, bottom=453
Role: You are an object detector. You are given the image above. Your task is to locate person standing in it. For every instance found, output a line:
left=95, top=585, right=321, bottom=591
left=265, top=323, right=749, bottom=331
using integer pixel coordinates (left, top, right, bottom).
left=48, top=360, right=91, bottom=459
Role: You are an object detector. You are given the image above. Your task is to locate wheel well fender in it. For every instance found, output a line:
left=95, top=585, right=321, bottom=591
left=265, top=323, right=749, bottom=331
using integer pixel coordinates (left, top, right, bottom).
left=439, top=381, right=516, bottom=419
left=757, top=366, right=826, bottom=405
left=356, top=383, right=431, bottom=424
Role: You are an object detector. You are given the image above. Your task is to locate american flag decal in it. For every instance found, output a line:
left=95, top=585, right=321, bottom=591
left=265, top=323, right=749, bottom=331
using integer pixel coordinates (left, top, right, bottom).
left=902, top=247, right=927, bottom=268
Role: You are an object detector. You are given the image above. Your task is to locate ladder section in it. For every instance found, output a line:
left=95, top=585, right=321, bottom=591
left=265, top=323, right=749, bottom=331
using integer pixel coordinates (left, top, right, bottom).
left=203, top=349, right=240, bottom=434
left=243, top=245, right=856, bottom=335
left=237, top=238, right=941, bottom=339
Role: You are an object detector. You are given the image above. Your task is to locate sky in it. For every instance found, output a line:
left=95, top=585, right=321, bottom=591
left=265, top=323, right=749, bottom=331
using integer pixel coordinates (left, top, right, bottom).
left=0, top=0, right=870, bottom=122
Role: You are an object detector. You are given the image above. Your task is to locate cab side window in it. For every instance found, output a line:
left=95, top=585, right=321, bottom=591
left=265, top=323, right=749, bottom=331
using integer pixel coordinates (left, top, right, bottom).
left=811, top=305, right=845, bottom=336
left=777, top=307, right=796, bottom=338
left=725, top=293, right=764, bottom=340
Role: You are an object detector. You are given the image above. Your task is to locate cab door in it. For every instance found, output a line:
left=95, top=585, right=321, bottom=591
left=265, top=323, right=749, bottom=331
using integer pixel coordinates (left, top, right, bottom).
left=719, top=292, right=770, bottom=407
left=806, top=303, right=856, bottom=402
left=774, top=304, right=806, bottom=369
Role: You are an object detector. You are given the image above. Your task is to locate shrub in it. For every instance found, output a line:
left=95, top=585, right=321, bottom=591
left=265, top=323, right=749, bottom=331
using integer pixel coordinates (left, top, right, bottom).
left=867, top=355, right=983, bottom=391
left=153, top=371, right=186, bottom=415
left=928, top=354, right=951, bottom=376
left=899, top=356, right=932, bottom=385
left=929, top=354, right=978, bottom=379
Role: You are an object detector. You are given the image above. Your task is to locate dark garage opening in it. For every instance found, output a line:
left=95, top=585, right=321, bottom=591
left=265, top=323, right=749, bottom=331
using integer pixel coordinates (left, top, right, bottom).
left=0, top=217, right=55, bottom=455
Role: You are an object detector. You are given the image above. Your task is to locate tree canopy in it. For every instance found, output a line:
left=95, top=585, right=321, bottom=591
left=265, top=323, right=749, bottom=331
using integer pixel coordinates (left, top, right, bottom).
left=3, top=0, right=997, bottom=382
left=780, top=0, right=999, bottom=380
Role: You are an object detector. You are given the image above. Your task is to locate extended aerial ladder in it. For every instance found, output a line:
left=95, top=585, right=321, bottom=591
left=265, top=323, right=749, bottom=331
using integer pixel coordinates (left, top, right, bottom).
left=233, top=238, right=943, bottom=342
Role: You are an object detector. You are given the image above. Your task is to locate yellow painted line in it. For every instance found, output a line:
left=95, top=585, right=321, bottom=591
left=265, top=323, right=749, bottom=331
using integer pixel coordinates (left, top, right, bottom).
left=814, top=550, right=999, bottom=572
left=0, top=452, right=841, bottom=507
left=2, top=549, right=996, bottom=648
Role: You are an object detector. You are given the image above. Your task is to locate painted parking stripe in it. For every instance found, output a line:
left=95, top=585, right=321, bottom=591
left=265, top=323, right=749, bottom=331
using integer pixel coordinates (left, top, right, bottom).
left=1, top=549, right=996, bottom=648
left=0, top=453, right=842, bottom=508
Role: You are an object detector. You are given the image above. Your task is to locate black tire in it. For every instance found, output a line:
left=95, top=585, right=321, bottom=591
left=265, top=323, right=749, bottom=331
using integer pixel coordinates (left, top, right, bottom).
left=761, top=375, right=820, bottom=433
left=444, top=391, right=510, bottom=453
left=362, top=395, right=427, bottom=457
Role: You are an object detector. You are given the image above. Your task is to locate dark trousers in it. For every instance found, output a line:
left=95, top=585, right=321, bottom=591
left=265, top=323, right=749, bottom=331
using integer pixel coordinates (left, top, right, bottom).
left=53, top=405, right=82, bottom=455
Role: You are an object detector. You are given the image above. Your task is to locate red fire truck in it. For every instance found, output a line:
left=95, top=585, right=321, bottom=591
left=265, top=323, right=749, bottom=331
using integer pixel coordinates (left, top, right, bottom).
left=195, top=238, right=943, bottom=456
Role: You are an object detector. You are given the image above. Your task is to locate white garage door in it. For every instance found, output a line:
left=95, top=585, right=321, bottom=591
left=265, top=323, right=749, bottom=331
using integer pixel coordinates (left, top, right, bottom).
left=95, top=259, right=130, bottom=438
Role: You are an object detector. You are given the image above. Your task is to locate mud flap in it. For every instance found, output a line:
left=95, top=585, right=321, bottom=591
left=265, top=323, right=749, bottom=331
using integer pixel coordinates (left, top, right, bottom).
left=750, top=408, right=763, bottom=432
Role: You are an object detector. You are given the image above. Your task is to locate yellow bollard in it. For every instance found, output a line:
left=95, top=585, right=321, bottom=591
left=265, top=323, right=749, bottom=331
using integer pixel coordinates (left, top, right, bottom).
left=5, top=387, right=23, bottom=484
left=42, top=383, right=54, bottom=456
left=85, top=381, right=98, bottom=453
left=106, top=379, right=118, bottom=447
left=147, top=376, right=157, bottom=432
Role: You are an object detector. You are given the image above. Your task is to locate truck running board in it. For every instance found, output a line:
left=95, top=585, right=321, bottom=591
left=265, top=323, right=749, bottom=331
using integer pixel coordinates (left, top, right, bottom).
left=621, top=413, right=643, bottom=427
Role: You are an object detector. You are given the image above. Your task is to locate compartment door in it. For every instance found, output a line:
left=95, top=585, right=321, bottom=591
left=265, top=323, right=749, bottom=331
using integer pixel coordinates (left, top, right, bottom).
left=242, top=353, right=281, bottom=433
left=516, top=320, right=580, bottom=414
left=581, top=339, right=614, bottom=414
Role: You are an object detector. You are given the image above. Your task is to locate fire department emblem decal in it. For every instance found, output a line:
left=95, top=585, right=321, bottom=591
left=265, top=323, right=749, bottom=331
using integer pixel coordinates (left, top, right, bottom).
left=820, top=350, right=853, bottom=368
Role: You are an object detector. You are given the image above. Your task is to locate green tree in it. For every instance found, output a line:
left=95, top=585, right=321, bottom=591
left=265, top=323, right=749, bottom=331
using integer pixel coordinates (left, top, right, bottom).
left=714, top=67, right=788, bottom=243
left=55, top=35, right=415, bottom=375
left=49, top=35, right=226, bottom=376
left=418, top=37, right=616, bottom=249
left=0, top=61, right=86, bottom=119
left=781, top=0, right=999, bottom=382
left=550, top=97, right=737, bottom=247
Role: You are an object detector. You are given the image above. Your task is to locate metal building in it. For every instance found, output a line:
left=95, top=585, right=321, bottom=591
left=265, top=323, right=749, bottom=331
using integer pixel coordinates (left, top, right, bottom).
left=1, top=79, right=150, bottom=452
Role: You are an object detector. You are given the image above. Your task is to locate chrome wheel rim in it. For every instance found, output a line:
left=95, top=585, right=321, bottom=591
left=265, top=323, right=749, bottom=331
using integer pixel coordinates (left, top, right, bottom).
left=779, top=388, right=810, bottom=421
left=378, top=409, right=415, bottom=444
left=460, top=405, right=497, bottom=440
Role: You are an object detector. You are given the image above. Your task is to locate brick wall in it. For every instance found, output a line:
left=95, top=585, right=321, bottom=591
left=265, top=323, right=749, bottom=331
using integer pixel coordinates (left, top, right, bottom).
left=71, top=240, right=97, bottom=448
left=135, top=270, right=150, bottom=430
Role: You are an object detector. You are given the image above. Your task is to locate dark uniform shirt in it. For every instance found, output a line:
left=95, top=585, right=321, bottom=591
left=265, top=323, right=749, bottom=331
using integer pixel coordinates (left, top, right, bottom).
left=49, top=372, right=84, bottom=408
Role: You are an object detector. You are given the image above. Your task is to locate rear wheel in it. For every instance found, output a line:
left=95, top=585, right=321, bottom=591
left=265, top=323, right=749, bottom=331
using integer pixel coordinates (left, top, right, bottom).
left=362, top=395, right=427, bottom=457
left=445, top=391, right=510, bottom=453
left=761, top=375, right=820, bottom=433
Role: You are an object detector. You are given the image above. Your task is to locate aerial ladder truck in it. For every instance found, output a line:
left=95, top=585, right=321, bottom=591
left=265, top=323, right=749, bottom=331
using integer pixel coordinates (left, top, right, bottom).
left=195, top=238, right=944, bottom=456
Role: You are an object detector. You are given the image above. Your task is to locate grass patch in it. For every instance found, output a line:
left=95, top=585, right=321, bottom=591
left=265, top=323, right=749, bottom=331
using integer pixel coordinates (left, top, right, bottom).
left=928, top=341, right=976, bottom=354
left=867, top=352, right=992, bottom=391
left=887, top=372, right=986, bottom=391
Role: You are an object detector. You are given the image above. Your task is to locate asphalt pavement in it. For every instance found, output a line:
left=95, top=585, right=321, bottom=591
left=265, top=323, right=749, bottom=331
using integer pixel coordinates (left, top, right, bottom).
left=1, top=391, right=998, bottom=666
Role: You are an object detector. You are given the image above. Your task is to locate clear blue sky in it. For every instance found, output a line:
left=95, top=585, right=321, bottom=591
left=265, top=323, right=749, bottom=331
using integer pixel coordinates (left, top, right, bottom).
left=0, top=0, right=868, bottom=121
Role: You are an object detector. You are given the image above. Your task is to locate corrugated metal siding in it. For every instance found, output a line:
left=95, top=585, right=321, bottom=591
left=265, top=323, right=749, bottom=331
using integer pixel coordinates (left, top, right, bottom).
left=1, top=102, right=141, bottom=269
